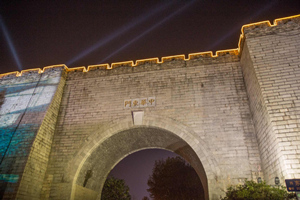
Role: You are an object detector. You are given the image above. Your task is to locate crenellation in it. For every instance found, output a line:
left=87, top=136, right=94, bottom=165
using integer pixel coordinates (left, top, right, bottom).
left=65, top=52, right=242, bottom=80
left=111, top=61, right=134, bottom=69
left=18, top=68, right=42, bottom=76
left=0, top=15, right=299, bottom=80
left=0, top=14, right=299, bottom=200
left=0, top=72, right=19, bottom=81
left=135, top=58, right=159, bottom=65
left=161, top=55, right=186, bottom=62
left=86, top=64, right=108, bottom=71
left=42, top=66, right=67, bottom=74
left=242, top=16, right=300, bottom=39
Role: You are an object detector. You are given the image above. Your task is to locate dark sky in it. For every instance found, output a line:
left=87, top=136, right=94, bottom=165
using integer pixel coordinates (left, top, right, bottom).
left=0, top=1, right=299, bottom=74
left=109, top=149, right=177, bottom=200
left=0, top=1, right=299, bottom=199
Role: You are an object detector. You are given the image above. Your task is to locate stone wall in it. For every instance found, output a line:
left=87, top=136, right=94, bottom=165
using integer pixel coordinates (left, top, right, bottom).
left=0, top=14, right=299, bottom=200
left=241, top=16, right=300, bottom=185
left=44, top=52, right=260, bottom=200
left=0, top=67, right=66, bottom=199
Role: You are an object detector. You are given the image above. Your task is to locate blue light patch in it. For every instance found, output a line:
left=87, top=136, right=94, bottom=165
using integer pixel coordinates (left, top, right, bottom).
left=0, top=174, right=19, bottom=183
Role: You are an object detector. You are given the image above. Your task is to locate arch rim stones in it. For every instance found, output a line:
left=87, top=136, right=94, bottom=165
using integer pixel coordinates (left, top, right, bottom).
left=67, top=114, right=220, bottom=200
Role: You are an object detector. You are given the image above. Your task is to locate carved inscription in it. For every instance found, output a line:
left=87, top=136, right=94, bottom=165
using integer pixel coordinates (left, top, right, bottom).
left=124, top=100, right=131, bottom=108
left=124, top=97, right=155, bottom=109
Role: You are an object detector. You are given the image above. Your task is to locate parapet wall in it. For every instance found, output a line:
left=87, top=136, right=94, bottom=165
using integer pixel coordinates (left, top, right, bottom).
left=0, top=15, right=299, bottom=79
left=0, top=14, right=299, bottom=200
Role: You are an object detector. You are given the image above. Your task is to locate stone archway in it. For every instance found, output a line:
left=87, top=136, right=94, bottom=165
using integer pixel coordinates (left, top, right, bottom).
left=66, top=115, right=220, bottom=200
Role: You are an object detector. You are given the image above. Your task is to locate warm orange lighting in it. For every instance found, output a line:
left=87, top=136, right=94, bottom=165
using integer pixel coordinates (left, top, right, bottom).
left=87, top=64, right=110, bottom=71
left=1, top=14, right=299, bottom=78
left=238, top=14, right=300, bottom=53
left=135, top=58, right=159, bottom=66
left=17, top=68, right=42, bottom=77
left=161, top=54, right=186, bottom=62
left=111, top=61, right=134, bottom=69
left=66, top=66, right=87, bottom=72
left=0, top=71, right=19, bottom=78
left=41, top=64, right=68, bottom=73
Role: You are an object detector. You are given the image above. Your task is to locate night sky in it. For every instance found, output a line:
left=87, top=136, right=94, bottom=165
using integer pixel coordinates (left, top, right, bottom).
left=1, top=1, right=299, bottom=74
left=1, top=1, right=299, bottom=199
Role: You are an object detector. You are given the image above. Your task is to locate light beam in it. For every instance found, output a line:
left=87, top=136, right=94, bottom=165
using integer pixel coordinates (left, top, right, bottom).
left=207, top=0, right=278, bottom=50
left=99, top=0, right=196, bottom=64
left=66, top=1, right=174, bottom=66
left=0, top=15, right=23, bottom=71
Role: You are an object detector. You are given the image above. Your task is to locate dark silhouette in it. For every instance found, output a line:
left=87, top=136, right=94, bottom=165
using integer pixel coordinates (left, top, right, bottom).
left=101, top=176, right=131, bottom=200
left=83, top=169, right=93, bottom=187
left=147, top=156, right=204, bottom=200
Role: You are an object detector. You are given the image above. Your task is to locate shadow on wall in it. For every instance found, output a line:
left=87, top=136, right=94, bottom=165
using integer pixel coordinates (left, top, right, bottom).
left=0, top=90, right=4, bottom=108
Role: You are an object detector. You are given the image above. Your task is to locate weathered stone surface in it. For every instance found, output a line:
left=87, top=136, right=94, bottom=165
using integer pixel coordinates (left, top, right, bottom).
left=241, top=16, right=300, bottom=185
left=0, top=67, right=66, bottom=199
left=0, top=15, right=299, bottom=200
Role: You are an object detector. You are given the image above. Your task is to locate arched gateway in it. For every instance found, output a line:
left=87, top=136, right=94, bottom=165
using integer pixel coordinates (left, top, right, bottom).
left=0, top=15, right=299, bottom=200
left=67, top=116, right=215, bottom=200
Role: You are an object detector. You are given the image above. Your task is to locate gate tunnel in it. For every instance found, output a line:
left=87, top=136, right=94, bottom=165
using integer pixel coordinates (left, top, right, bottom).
left=71, top=127, right=209, bottom=200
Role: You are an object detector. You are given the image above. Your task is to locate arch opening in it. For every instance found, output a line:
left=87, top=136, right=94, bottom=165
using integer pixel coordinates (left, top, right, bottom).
left=72, top=127, right=209, bottom=200
left=105, top=148, right=204, bottom=200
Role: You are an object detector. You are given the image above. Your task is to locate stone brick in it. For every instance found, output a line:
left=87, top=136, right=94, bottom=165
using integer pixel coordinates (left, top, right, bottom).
left=0, top=15, right=300, bottom=200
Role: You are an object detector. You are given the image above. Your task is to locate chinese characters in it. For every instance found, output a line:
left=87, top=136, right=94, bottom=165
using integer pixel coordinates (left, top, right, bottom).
left=124, top=97, right=156, bottom=109
left=285, top=179, right=300, bottom=191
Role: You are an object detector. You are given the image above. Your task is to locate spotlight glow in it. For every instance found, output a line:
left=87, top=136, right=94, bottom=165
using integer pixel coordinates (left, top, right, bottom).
left=99, top=0, right=196, bottom=64
left=207, top=0, right=278, bottom=50
left=0, top=15, right=23, bottom=71
left=66, top=1, right=174, bottom=66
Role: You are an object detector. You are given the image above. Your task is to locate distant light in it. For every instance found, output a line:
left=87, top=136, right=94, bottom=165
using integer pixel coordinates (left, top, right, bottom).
left=0, top=15, right=23, bottom=71
left=207, top=0, right=278, bottom=50
left=99, top=0, right=197, bottom=64
left=66, top=1, right=174, bottom=66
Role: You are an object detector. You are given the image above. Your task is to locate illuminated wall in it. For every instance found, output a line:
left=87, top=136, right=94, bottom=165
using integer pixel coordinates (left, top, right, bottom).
left=241, top=16, right=300, bottom=184
left=0, top=67, right=66, bottom=199
left=0, top=14, right=299, bottom=200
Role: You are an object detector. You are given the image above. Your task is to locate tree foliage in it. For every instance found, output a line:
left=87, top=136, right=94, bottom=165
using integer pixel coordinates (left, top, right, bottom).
left=221, top=180, right=296, bottom=200
left=147, top=156, right=204, bottom=200
left=101, top=176, right=131, bottom=200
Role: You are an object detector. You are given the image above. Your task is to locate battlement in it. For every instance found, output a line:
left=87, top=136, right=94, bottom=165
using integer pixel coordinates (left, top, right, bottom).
left=0, top=65, right=68, bottom=79
left=0, top=14, right=299, bottom=79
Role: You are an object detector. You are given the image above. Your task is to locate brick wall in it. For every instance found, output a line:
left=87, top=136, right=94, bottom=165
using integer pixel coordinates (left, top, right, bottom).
left=1, top=14, right=299, bottom=200
left=0, top=67, right=65, bottom=199
left=241, top=17, right=300, bottom=184
left=45, top=53, right=261, bottom=200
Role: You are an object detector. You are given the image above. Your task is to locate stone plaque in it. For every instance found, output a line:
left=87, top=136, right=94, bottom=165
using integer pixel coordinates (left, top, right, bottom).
left=124, top=97, right=156, bottom=109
